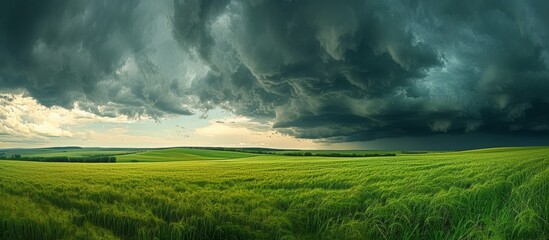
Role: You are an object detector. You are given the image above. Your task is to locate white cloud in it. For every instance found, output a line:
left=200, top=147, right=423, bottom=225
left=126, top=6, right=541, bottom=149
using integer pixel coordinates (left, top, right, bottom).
left=0, top=93, right=131, bottom=142
left=0, top=95, right=353, bottom=149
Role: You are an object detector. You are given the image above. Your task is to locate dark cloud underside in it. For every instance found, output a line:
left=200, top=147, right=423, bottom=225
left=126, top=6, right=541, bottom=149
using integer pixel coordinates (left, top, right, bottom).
left=176, top=0, right=549, bottom=141
left=1, top=0, right=196, bottom=118
left=1, top=0, right=549, bottom=143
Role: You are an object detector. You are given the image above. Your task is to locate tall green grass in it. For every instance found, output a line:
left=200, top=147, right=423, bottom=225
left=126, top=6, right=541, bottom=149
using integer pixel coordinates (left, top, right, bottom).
left=0, top=147, right=547, bottom=239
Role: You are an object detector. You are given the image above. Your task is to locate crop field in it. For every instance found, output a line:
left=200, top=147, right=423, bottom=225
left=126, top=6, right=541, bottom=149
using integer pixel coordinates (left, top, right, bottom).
left=116, top=148, right=257, bottom=162
left=0, top=147, right=138, bottom=159
left=0, top=147, right=548, bottom=239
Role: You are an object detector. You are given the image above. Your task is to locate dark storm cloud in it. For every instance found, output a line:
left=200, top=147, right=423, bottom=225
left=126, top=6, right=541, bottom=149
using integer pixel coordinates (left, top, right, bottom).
left=2, top=0, right=549, bottom=142
left=172, top=0, right=549, bottom=141
left=0, top=0, right=195, bottom=118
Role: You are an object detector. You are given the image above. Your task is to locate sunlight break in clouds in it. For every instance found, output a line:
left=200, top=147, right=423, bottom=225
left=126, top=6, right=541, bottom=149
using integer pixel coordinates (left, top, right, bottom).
left=0, top=93, right=131, bottom=143
left=0, top=93, right=330, bottom=149
left=193, top=116, right=323, bottom=149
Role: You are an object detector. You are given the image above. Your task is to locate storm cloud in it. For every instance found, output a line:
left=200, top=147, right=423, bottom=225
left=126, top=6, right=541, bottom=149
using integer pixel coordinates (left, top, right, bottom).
left=0, top=0, right=199, bottom=118
left=176, top=0, right=549, bottom=141
left=2, top=0, right=549, bottom=143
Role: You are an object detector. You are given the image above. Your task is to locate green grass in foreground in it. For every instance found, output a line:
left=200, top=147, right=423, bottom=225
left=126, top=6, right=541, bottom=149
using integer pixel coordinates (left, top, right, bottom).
left=0, top=147, right=548, bottom=239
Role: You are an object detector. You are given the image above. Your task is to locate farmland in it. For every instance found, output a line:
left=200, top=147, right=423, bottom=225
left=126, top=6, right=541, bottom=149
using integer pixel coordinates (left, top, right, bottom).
left=115, top=148, right=257, bottom=162
left=0, top=147, right=548, bottom=239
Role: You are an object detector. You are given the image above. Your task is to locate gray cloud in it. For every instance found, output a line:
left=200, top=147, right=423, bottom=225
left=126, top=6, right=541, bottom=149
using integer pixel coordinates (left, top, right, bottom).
left=2, top=0, right=549, bottom=143
left=0, top=0, right=198, bottom=119
left=173, top=0, right=549, bottom=141
left=179, top=1, right=441, bottom=128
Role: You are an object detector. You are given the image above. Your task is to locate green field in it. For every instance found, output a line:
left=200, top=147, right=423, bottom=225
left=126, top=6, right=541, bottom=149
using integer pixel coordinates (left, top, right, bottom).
left=1, top=147, right=548, bottom=239
left=116, top=148, right=257, bottom=162
left=0, top=147, right=138, bottom=159
left=275, top=150, right=409, bottom=155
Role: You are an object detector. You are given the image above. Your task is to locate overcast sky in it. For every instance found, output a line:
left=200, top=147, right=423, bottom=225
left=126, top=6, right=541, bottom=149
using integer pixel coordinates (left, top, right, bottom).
left=1, top=0, right=549, bottom=150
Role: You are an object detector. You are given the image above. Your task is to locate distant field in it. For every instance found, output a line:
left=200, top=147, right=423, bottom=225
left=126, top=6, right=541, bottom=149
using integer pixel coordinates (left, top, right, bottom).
left=276, top=150, right=405, bottom=155
left=116, top=148, right=257, bottom=162
left=0, top=147, right=138, bottom=159
left=25, top=150, right=135, bottom=158
left=0, top=147, right=434, bottom=162
left=273, top=150, right=434, bottom=156
left=0, top=147, right=548, bottom=239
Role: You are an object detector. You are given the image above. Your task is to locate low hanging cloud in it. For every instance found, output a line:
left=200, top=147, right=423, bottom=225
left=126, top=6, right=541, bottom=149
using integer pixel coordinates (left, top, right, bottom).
left=1, top=0, right=549, bottom=143
left=175, top=0, right=549, bottom=141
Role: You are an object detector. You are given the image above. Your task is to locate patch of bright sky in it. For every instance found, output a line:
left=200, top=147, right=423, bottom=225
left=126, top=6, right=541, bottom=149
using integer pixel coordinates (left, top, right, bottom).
left=66, top=108, right=328, bottom=149
left=40, top=108, right=345, bottom=149
left=0, top=93, right=346, bottom=149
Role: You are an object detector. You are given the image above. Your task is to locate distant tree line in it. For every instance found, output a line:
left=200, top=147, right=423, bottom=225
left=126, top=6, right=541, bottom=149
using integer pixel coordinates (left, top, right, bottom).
left=400, top=151, right=428, bottom=154
left=188, top=147, right=283, bottom=155
left=183, top=147, right=398, bottom=158
left=223, top=149, right=275, bottom=154
left=280, top=152, right=396, bottom=157
left=0, top=154, right=116, bottom=163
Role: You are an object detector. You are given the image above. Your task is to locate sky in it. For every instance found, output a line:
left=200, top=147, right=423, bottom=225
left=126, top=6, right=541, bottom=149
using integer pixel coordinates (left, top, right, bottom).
left=1, top=0, right=549, bottom=150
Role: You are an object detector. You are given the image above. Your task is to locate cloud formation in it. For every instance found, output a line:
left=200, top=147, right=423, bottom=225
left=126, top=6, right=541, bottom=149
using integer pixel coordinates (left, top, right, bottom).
left=1, top=0, right=549, bottom=143
left=0, top=0, right=201, bottom=119
left=0, top=93, right=130, bottom=142
left=175, top=0, right=549, bottom=141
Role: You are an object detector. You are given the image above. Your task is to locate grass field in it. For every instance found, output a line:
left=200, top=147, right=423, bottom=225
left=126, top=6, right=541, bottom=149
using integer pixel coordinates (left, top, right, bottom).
left=0, top=147, right=548, bottom=239
left=116, top=148, right=257, bottom=162
left=0, top=147, right=138, bottom=159
left=275, top=150, right=409, bottom=155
